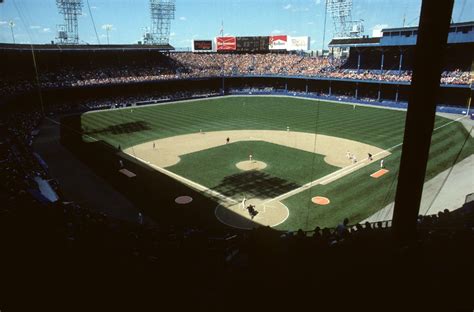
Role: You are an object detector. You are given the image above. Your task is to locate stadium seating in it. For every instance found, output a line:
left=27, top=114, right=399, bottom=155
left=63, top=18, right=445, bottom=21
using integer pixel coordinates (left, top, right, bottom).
left=0, top=48, right=471, bottom=100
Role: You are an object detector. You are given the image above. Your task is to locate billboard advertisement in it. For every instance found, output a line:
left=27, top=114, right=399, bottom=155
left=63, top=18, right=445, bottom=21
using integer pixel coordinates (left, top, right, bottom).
left=192, top=40, right=213, bottom=52
left=216, top=36, right=237, bottom=51
left=236, top=36, right=269, bottom=52
left=287, top=36, right=310, bottom=51
left=269, top=35, right=288, bottom=50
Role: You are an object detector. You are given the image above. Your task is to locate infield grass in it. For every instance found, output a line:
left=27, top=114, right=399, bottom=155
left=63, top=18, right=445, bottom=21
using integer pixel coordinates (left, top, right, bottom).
left=167, top=140, right=339, bottom=199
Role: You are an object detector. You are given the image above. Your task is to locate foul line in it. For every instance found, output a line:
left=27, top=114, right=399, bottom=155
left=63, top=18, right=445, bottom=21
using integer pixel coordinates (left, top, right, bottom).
left=263, top=114, right=468, bottom=205
left=125, top=153, right=238, bottom=205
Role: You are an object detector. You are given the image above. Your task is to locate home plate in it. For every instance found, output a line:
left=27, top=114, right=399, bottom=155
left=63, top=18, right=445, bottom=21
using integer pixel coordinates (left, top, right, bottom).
left=371, top=169, right=389, bottom=178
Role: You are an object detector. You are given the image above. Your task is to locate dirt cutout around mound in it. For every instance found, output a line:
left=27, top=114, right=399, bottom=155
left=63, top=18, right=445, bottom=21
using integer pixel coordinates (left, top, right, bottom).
left=235, top=160, right=267, bottom=171
left=312, top=196, right=331, bottom=205
left=124, top=130, right=390, bottom=229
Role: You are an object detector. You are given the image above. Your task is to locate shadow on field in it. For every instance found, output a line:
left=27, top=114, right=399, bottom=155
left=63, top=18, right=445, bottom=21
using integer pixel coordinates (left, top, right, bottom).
left=85, top=120, right=151, bottom=136
left=212, top=171, right=300, bottom=199
left=60, top=114, right=264, bottom=231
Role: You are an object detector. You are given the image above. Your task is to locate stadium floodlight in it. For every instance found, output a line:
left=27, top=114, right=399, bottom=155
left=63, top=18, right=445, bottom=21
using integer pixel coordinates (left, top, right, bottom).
left=8, top=21, right=15, bottom=44
left=56, top=0, right=83, bottom=44
left=326, top=0, right=363, bottom=38
left=103, top=24, right=113, bottom=45
left=144, top=0, right=176, bottom=45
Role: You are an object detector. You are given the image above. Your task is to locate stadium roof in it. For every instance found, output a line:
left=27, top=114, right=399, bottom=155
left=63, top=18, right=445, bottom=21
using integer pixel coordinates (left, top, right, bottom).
left=381, top=21, right=474, bottom=33
left=0, top=43, right=174, bottom=52
left=328, top=37, right=380, bottom=48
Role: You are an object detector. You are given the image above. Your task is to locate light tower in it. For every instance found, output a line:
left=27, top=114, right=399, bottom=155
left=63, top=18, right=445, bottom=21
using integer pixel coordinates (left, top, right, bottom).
left=9, top=21, right=15, bottom=44
left=56, top=0, right=83, bottom=44
left=144, top=0, right=176, bottom=45
left=103, top=24, right=113, bottom=44
left=326, top=0, right=363, bottom=38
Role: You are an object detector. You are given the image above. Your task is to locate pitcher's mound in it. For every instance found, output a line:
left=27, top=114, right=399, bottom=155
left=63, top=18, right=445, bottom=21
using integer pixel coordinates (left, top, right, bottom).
left=215, top=198, right=288, bottom=230
left=236, top=160, right=267, bottom=171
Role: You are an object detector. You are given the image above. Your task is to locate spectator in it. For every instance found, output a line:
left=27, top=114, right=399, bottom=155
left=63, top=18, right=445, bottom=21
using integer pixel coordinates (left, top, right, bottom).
left=336, top=218, right=350, bottom=238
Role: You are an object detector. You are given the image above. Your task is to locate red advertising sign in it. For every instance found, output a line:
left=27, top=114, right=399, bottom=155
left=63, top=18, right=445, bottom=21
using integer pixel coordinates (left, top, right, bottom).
left=216, top=36, right=237, bottom=51
left=269, top=35, right=288, bottom=50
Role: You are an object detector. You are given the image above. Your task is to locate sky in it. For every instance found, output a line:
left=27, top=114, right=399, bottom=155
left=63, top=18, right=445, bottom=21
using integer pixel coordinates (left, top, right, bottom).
left=0, top=0, right=473, bottom=50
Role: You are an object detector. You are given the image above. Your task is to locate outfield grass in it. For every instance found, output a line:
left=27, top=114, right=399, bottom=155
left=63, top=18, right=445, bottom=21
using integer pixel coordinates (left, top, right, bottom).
left=82, top=96, right=412, bottom=149
left=81, top=96, right=474, bottom=230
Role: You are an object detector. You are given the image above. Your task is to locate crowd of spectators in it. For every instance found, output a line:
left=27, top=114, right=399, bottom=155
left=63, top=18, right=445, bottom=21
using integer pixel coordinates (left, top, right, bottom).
left=1, top=52, right=470, bottom=99
left=171, top=52, right=471, bottom=84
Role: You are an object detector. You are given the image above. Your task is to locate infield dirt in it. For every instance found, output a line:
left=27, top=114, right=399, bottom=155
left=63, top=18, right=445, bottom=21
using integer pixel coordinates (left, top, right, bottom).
left=124, top=129, right=388, bottom=168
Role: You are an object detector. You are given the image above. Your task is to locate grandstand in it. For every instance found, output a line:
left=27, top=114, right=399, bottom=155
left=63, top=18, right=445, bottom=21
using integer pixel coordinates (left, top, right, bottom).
left=1, top=0, right=473, bottom=310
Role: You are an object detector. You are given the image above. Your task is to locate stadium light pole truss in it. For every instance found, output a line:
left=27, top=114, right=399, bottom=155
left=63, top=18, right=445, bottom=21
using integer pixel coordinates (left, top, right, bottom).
left=9, top=21, right=15, bottom=44
left=56, top=0, right=83, bottom=45
left=104, top=24, right=112, bottom=45
left=326, top=0, right=364, bottom=38
left=144, top=0, right=176, bottom=45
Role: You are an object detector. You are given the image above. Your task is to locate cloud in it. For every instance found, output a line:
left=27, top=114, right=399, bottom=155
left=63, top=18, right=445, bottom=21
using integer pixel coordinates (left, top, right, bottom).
left=0, top=21, right=8, bottom=26
left=284, top=4, right=309, bottom=12
left=101, top=24, right=115, bottom=30
left=271, top=29, right=282, bottom=34
left=307, top=21, right=314, bottom=25
left=42, top=28, right=51, bottom=33
left=315, top=0, right=321, bottom=4
left=372, top=24, right=388, bottom=37
left=179, top=16, right=187, bottom=21
left=30, top=25, right=41, bottom=29
left=372, top=24, right=388, bottom=30
left=90, top=6, right=98, bottom=9
left=170, top=32, right=176, bottom=37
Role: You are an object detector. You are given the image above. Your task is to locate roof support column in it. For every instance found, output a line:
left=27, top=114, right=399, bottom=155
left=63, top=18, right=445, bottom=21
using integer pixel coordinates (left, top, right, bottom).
left=399, top=50, right=404, bottom=75
left=392, top=0, right=454, bottom=244
left=357, top=50, right=361, bottom=74
left=380, top=50, right=385, bottom=72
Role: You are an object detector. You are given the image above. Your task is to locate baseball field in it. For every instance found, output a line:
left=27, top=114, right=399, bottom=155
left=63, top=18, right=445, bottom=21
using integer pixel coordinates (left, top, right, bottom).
left=80, top=96, right=474, bottom=230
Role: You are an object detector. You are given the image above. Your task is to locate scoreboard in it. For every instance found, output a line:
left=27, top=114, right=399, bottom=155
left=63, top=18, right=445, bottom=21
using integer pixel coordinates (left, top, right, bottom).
left=212, top=35, right=310, bottom=52
left=236, top=36, right=269, bottom=52
left=193, top=40, right=213, bottom=52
